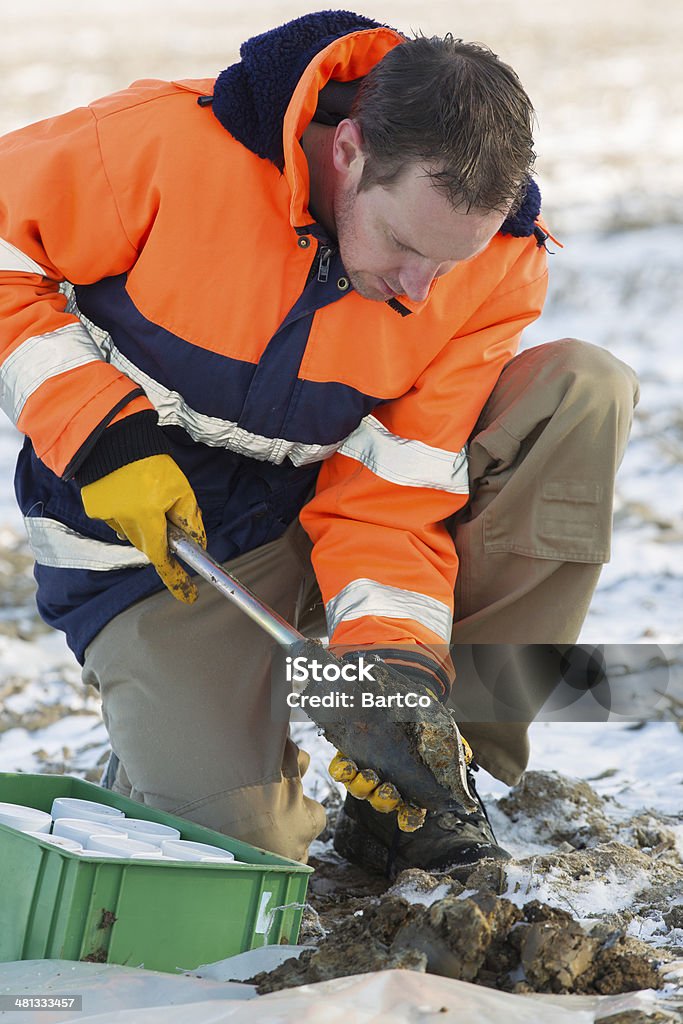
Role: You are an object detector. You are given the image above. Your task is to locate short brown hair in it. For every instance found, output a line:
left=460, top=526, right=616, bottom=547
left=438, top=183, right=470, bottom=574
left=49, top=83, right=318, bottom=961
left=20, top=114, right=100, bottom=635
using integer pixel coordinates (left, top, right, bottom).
left=351, top=34, right=536, bottom=214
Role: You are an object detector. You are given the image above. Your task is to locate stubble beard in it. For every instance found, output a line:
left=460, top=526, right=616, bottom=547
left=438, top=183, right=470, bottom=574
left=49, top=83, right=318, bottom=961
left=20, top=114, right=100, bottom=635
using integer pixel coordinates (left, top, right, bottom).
left=346, top=269, right=387, bottom=301
left=333, top=180, right=387, bottom=303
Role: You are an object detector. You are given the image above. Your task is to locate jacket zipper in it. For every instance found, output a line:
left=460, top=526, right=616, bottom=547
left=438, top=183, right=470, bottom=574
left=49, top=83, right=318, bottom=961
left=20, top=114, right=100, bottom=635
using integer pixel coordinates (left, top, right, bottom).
left=304, top=242, right=335, bottom=286
left=317, top=245, right=332, bottom=283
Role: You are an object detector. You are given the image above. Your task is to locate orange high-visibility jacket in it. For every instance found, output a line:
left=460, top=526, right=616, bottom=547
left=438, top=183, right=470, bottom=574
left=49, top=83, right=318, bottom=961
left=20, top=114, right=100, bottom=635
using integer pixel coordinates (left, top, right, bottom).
left=0, top=12, right=548, bottom=666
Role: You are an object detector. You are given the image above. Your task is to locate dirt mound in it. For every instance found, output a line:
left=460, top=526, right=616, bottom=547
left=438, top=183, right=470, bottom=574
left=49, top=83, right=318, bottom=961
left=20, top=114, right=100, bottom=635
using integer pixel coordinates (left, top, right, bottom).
left=497, top=769, right=615, bottom=847
left=293, top=769, right=683, bottom=999
left=249, top=868, right=670, bottom=996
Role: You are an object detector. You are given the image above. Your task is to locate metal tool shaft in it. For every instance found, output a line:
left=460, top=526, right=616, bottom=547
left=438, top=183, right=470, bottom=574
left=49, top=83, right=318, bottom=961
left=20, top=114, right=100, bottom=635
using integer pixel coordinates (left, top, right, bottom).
left=167, top=524, right=304, bottom=649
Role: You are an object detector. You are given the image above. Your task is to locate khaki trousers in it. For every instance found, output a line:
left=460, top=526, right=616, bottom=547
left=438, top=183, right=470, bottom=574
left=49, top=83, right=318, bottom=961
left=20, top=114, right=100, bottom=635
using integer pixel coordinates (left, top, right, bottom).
left=83, top=339, right=639, bottom=861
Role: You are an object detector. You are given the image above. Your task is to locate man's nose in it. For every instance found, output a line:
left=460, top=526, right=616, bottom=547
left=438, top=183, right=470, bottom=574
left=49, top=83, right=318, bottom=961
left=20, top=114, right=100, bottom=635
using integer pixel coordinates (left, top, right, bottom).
left=398, top=260, right=442, bottom=303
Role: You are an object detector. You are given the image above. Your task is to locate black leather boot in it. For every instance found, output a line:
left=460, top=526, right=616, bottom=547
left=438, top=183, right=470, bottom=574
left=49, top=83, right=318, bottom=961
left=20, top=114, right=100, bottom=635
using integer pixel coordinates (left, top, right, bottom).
left=333, top=769, right=510, bottom=880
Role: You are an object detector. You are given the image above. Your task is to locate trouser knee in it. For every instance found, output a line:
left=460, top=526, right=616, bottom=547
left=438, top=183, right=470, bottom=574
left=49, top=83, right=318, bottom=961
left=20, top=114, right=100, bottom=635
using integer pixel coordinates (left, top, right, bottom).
left=545, top=338, right=640, bottom=413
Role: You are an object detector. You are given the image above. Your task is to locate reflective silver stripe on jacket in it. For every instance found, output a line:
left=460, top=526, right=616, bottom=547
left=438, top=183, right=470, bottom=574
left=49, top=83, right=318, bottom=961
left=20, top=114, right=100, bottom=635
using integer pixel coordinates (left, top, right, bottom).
left=106, top=339, right=344, bottom=467
left=62, top=284, right=346, bottom=467
left=68, top=284, right=348, bottom=468
left=339, top=414, right=469, bottom=493
left=326, top=578, right=453, bottom=642
left=0, top=324, right=103, bottom=423
left=24, top=517, right=149, bottom=571
left=0, top=237, right=47, bottom=277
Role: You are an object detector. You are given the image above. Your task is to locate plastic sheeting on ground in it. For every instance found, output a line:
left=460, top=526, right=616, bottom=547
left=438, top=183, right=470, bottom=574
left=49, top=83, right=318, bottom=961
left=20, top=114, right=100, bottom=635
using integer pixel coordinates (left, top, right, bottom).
left=1, top=957, right=681, bottom=1024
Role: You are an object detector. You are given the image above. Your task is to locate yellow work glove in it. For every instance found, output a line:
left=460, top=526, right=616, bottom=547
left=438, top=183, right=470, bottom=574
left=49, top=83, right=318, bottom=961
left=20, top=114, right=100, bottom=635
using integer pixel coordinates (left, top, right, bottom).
left=81, top=454, right=206, bottom=603
left=328, top=733, right=474, bottom=833
left=328, top=752, right=425, bottom=832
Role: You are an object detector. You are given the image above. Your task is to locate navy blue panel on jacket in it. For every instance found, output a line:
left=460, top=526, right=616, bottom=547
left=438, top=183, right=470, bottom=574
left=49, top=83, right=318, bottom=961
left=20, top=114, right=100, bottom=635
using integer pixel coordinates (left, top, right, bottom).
left=74, top=277, right=258, bottom=423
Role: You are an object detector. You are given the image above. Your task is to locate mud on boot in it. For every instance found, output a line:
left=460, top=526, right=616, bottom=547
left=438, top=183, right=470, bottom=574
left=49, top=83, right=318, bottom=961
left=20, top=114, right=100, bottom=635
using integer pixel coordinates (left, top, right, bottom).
left=333, top=773, right=510, bottom=881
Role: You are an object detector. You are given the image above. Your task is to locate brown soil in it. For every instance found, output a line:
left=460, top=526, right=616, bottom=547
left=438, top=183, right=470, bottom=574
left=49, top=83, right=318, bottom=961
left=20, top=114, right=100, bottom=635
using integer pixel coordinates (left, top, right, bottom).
left=250, top=872, right=666, bottom=996
left=251, top=771, right=683, bottom=999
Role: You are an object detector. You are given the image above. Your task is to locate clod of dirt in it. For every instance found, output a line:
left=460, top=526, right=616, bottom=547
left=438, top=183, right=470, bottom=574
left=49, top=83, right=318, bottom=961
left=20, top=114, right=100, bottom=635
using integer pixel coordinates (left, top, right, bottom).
left=459, top=858, right=509, bottom=895
left=517, top=913, right=599, bottom=991
left=623, top=813, right=681, bottom=857
left=394, top=890, right=527, bottom=985
left=498, top=770, right=614, bottom=848
left=584, top=933, right=663, bottom=994
left=386, top=867, right=464, bottom=905
left=248, top=896, right=427, bottom=993
left=391, top=894, right=521, bottom=982
left=663, top=904, right=683, bottom=930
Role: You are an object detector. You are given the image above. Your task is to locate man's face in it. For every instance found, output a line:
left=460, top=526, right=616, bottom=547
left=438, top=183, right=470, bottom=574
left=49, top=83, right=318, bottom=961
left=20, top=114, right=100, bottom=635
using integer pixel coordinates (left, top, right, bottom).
left=333, top=161, right=507, bottom=304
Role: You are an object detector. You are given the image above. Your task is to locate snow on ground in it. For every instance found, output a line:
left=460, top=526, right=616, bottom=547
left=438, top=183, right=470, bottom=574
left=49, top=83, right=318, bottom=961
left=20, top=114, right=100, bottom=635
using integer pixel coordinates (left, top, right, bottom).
left=0, top=0, right=682, bottom=998
left=501, top=861, right=653, bottom=918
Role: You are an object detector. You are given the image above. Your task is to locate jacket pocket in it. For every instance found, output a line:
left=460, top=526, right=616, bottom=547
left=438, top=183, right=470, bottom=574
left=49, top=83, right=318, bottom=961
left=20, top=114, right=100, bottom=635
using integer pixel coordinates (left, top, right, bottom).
left=470, top=417, right=611, bottom=564
left=483, top=475, right=610, bottom=563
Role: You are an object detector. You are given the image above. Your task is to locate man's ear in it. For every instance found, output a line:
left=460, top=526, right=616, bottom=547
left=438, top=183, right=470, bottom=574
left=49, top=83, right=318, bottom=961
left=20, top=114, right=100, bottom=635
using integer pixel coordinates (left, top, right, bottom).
left=332, top=119, right=365, bottom=182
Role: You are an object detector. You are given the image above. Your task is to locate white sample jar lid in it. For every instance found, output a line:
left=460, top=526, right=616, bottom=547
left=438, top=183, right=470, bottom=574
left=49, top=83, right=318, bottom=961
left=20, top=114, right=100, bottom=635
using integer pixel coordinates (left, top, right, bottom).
left=53, top=818, right=128, bottom=844
left=87, top=835, right=161, bottom=856
left=24, top=832, right=82, bottom=852
left=51, top=798, right=124, bottom=822
left=118, top=818, right=180, bottom=840
left=73, top=849, right=125, bottom=859
left=161, top=839, right=235, bottom=862
left=0, top=802, right=52, bottom=833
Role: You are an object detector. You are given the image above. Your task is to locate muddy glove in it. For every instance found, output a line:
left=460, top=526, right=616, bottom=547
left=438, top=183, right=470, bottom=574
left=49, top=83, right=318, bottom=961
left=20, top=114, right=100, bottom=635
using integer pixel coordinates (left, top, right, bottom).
left=322, top=648, right=470, bottom=832
left=329, top=752, right=428, bottom=832
left=81, top=453, right=206, bottom=603
left=291, top=637, right=475, bottom=815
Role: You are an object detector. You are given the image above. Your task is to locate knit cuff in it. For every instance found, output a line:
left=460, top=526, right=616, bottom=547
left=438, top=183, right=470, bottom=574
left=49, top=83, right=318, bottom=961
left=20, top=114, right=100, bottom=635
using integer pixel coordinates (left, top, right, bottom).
left=340, top=647, right=451, bottom=702
left=74, top=411, right=172, bottom=486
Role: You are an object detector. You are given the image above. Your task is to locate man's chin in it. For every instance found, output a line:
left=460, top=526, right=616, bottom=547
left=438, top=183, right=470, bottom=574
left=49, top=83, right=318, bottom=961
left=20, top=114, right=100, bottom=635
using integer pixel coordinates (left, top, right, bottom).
left=348, top=272, right=395, bottom=302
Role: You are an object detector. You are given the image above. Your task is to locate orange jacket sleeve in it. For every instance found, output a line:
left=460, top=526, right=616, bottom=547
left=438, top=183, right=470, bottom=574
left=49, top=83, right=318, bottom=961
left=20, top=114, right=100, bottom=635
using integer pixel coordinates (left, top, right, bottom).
left=0, top=103, right=155, bottom=478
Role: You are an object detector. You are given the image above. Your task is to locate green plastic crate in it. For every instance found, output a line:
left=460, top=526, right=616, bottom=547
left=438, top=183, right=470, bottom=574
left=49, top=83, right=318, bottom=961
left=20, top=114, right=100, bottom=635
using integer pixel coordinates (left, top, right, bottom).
left=0, top=772, right=312, bottom=973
